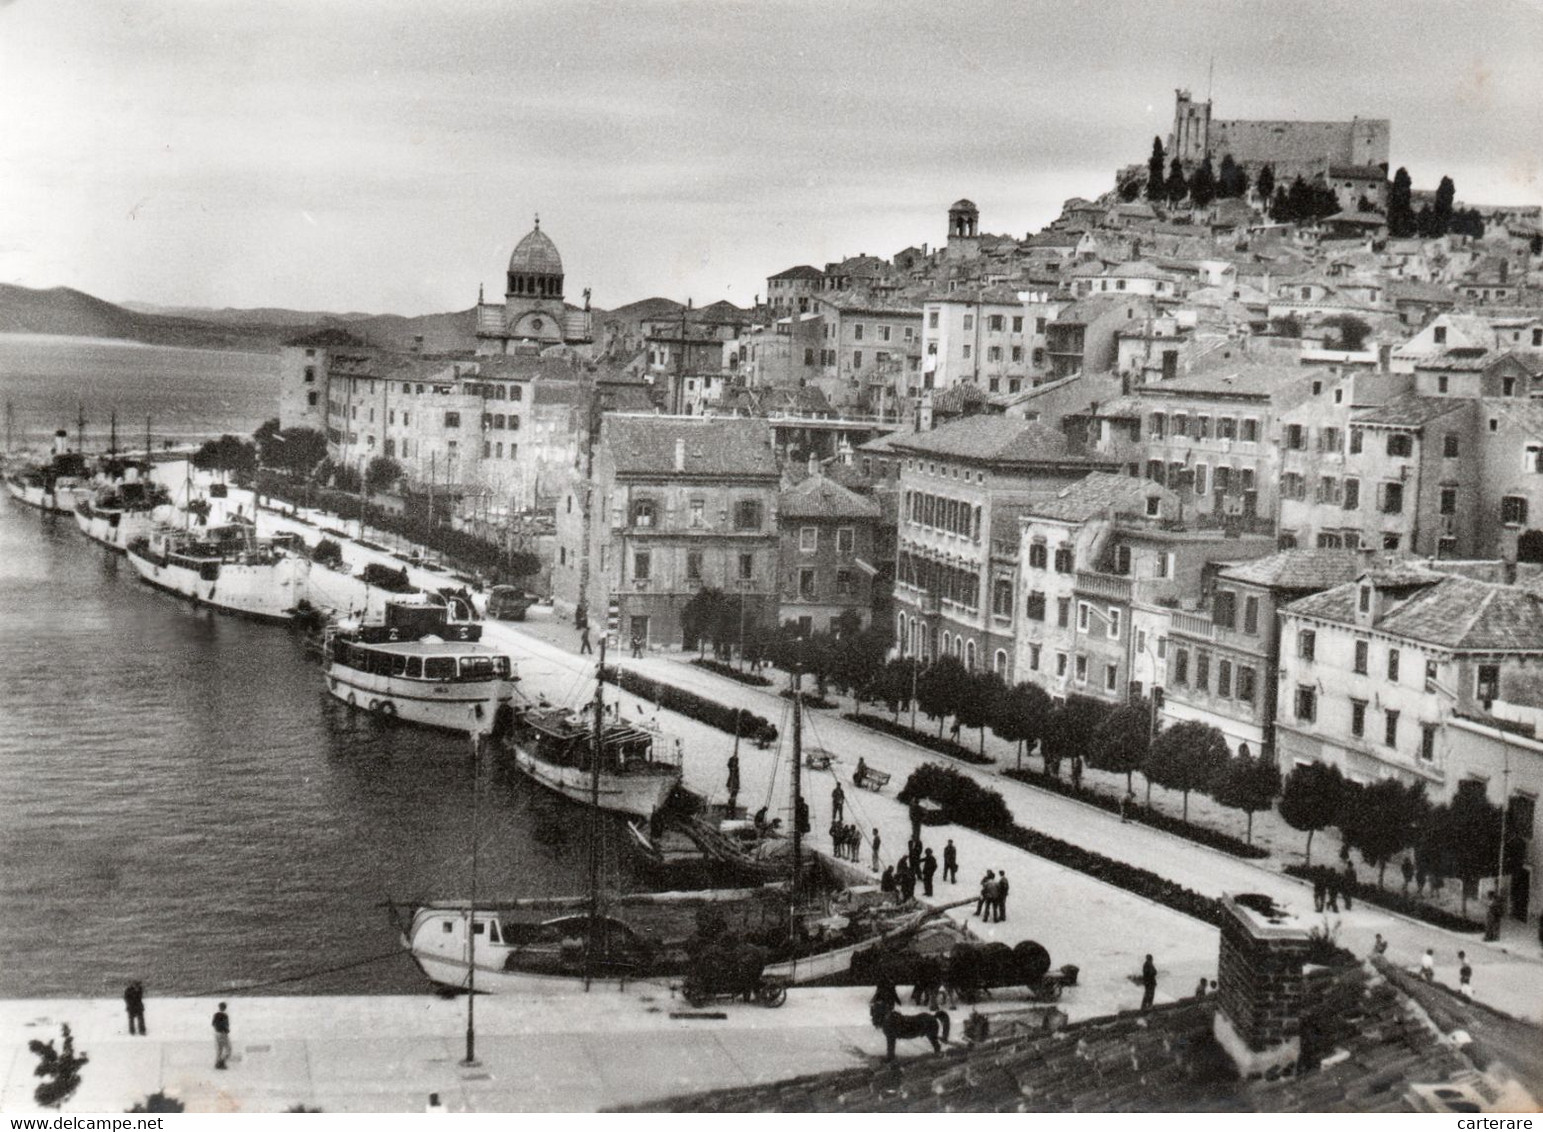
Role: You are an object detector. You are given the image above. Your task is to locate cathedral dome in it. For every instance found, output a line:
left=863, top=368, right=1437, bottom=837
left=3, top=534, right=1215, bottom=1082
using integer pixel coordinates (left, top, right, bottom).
left=508, top=220, right=564, bottom=276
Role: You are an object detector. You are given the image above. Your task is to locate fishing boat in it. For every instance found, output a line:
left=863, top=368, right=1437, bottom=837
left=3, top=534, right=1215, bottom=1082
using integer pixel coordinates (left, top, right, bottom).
left=126, top=522, right=309, bottom=623
left=324, top=596, right=516, bottom=733
left=74, top=477, right=174, bottom=553
left=502, top=706, right=682, bottom=821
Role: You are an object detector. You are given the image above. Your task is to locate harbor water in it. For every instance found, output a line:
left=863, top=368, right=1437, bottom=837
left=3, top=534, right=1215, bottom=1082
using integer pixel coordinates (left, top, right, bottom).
left=0, top=336, right=634, bottom=998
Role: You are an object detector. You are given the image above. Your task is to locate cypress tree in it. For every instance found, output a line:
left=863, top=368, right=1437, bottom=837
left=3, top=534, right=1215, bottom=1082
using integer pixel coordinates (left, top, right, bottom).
left=1146, top=137, right=1166, bottom=202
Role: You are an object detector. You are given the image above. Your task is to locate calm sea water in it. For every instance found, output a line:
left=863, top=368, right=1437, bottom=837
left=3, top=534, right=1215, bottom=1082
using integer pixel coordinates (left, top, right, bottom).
left=0, top=336, right=630, bottom=998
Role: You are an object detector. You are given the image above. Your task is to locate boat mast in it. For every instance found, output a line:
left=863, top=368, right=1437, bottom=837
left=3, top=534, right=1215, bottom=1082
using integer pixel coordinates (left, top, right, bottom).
left=5, top=400, right=14, bottom=455
left=76, top=402, right=86, bottom=455
left=463, top=718, right=480, bottom=1066
left=791, top=668, right=803, bottom=914
left=585, top=636, right=606, bottom=991
left=145, top=416, right=152, bottom=464
left=109, top=411, right=118, bottom=460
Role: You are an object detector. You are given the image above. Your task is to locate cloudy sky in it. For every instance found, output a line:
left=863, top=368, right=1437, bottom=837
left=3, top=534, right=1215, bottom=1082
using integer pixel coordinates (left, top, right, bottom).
left=1, top=0, right=1540, bottom=315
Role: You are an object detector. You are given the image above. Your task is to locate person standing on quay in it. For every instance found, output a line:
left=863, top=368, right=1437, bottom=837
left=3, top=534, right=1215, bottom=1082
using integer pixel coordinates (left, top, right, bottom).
left=1458, top=951, right=1473, bottom=998
left=921, top=848, right=937, bottom=898
left=1140, top=956, right=1158, bottom=1011
left=871, top=828, right=882, bottom=872
left=124, top=981, right=146, bottom=1036
left=578, top=622, right=592, bottom=655
left=943, top=839, right=958, bottom=884
left=212, top=1002, right=232, bottom=1070
left=976, top=870, right=996, bottom=918
left=995, top=872, right=1010, bottom=922
left=831, top=782, right=845, bottom=823
left=725, top=751, right=740, bottom=814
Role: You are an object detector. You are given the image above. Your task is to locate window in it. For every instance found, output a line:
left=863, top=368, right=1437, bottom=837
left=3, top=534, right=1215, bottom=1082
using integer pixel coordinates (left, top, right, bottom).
left=444, top=411, right=461, bottom=428
left=1195, top=651, right=1210, bottom=692
left=686, top=551, right=703, bottom=581
left=1077, top=602, right=1091, bottom=631
left=1381, top=482, right=1404, bottom=514
left=1320, top=427, right=1341, bottom=453
left=1349, top=427, right=1363, bottom=454
left=1477, top=663, right=1500, bottom=702
left=800, top=526, right=817, bottom=552
left=1439, top=486, right=1458, bottom=515
left=961, top=345, right=970, bottom=360
left=1107, top=608, right=1121, bottom=640
left=1286, top=424, right=1306, bottom=450
left=1194, top=464, right=1208, bottom=496
left=1105, top=664, right=1118, bottom=692
left=1025, top=591, right=1046, bottom=621
left=1244, top=595, right=1259, bottom=634
left=1241, top=418, right=1258, bottom=443
left=992, top=578, right=1013, bottom=617
left=854, top=323, right=864, bottom=341
left=1383, top=709, right=1399, bottom=748
left=307, top=391, right=318, bottom=406
left=1237, top=666, right=1256, bottom=703
left=1057, top=598, right=1071, bottom=627
left=1351, top=699, right=1367, bottom=737
left=928, top=311, right=940, bottom=329
left=1028, top=542, right=1047, bottom=569
left=1216, top=660, right=1232, bottom=698
left=633, top=551, right=651, bottom=581
left=1150, top=413, right=1166, bottom=439
left=1115, top=545, right=1132, bottom=575
left=836, top=527, right=854, bottom=556
left=1343, top=478, right=1360, bottom=510
left=1528, top=445, right=1543, bottom=473
left=1421, top=724, right=1437, bottom=762
left=1298, top=629, right=1316, bottom=660
left=1029, top=644, right=1042, bottom=670
left=734, top=501, right=762, bottom=530
left=1296, top=685, right=1316, bottom=722
left=738, top=553, right=753, bottom=580
left=988, top=315, right=1004, bottom=332
left=987, top=346, right=1002, bottom=362
left=1437, top=374, right=1450, bottom=394
left=1174, top=648, right=1189, bottom=685
left=1053, top=546, right=1073, bottom=573
left=631, top=498, right=657, bottom=528
left=1434, top=326, right=1447, bottom=344
left=1444, top=434, right=1460, bottom=458
left=1386, top=648, right=1401, bottom=682
left=1387, top=433, right=1413, bottom=458
left=1056, top=652, right=1068, bottom=677
left=1218, top=416, right=1236, bottom=441
left=1354, top=639, right=1369, bottom=674
left=1075, top=655, right=1088, bottom=683
left=689, top=499, right=706, bottom=528
left=962, top=315, right=974, bottom=331
left=1011, top=346, right=1023, bottom=362
left=1214, top=590, right=1237, bottom=629
left=853, top=350, right=863, bottom=369
left=798, top=568, right=817, bottom=599
left=1502, top=496, right=1529, bottom=525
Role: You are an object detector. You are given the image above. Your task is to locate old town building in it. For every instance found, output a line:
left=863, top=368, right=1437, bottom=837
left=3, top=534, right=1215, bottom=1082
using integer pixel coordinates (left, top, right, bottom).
left=775, top=471, right=881, bottom=635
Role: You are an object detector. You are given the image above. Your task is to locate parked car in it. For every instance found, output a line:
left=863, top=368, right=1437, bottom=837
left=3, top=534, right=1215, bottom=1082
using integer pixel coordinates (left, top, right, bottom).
left=487, top=585, right=536, bottom=621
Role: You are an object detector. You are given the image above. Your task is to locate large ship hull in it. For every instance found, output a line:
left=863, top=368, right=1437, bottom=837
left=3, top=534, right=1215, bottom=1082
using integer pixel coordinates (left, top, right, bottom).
left=508, top=740, right=680, bottom=820
left=323, top=665, right=515, bottom=733
left=126, top=544, right=306, bottom=623
left=74, top=504, right=159, bottom=553
left=6, top=477, right=83, bottom=515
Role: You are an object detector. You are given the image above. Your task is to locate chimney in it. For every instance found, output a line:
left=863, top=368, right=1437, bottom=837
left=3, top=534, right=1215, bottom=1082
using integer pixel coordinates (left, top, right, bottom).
left=1213, top=893, right=1312, bottom=1079
left=674, top=437, right=685, bottom=472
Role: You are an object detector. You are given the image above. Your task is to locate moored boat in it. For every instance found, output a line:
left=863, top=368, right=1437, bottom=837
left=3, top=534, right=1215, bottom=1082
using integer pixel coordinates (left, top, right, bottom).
left=126, top=522, right=308, bottom=622
left=324, top=596, right=516, bottom=733
left=4, top=430, right=90, bottom=514
left=502, top=705, right=683, bottom=821
left=74, top=478, right=174, bottom=553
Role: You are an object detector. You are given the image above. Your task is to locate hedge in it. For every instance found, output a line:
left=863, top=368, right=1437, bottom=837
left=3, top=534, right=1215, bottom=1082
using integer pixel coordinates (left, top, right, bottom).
left=691, top=658, right=772, bottom=687
left=840, top=713, right=994, bottom=765
left=601, top=666, right=778, bottom=746
left=1003, top=768, right=1270, bottom=860
left=1284, top=865, right=1482, bottom=933
left=901, top=763, right=1226, bottom=928
left=781, top=689, right=837, bottom=710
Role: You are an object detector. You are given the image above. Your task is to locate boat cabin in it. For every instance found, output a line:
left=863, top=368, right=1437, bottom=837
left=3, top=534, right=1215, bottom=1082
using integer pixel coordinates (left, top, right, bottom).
left=513, top=710, right=676, bottom=775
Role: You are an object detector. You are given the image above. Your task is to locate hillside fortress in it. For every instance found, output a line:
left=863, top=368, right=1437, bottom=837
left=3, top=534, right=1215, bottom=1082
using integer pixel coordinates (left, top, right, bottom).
left=1168, top=89, right=1390, bottom=178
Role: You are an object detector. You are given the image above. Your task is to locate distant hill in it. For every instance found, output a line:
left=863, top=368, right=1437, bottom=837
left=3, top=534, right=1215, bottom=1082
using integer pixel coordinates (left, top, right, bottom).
left=600, top=297, right=685, bottom=324
left=0, top=284, right=482, bottom=354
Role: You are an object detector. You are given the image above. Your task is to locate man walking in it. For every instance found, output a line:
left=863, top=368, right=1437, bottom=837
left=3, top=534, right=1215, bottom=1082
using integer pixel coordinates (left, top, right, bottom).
left=124, top=981, right=146, bottom=1036
left=1421, top=948, right=1436, bottom=981
left=943, top=839, right=958, bottom=884
left=1140, top=955, right=1158, bottom=1011
left=212, top=1002, right=232, bottom=1070
left=831, top=782, right=845, bottom=823
left=578, top=622, right=592, bottom=655
left=725, top=751, right=740, bottom=814
left=921, top=848, right=937, bottom=898
left=1458, top=951, right=1473, bottom=998
left=995, top=872, right=1010, bottom=922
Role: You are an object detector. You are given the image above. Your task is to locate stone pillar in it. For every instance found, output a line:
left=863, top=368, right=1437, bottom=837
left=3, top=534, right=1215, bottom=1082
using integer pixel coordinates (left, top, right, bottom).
left=1213, top=892, right=1312, bottom=1078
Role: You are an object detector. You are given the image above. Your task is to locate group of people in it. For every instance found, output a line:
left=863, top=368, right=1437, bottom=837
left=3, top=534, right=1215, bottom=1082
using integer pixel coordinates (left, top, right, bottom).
left=1419, top=946, right=1476, bottom=997
left=121, top=984, right=233, bottom=1070
left=975, top=869, right=1010, bottom=922
left=829, top=821, right=865, bottom=861
left=1311, top=861, right=1358, bottom=913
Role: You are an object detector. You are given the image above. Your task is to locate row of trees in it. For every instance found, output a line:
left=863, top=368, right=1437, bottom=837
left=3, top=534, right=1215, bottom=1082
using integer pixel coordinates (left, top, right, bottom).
left=1387, top=170, right=1486, bottom=239
left=1278, top=762, right=1507, bottom=909
left=1125, top=138, right=1265, bottom=206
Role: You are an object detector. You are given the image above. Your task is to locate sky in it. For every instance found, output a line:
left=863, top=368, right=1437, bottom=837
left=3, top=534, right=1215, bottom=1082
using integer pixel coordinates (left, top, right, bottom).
left=1, top=0, right=1540, bottom=316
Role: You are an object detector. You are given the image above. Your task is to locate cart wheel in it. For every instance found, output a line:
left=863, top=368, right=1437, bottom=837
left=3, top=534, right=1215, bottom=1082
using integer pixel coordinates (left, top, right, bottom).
left=758, top=982, right=788, bottom=1008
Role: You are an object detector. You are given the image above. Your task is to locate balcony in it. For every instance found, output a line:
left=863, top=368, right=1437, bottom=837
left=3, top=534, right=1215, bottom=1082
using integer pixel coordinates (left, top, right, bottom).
left=1075, top=571, right=1132, bottom=602
left=1170, top=609, right=1215, bottom=641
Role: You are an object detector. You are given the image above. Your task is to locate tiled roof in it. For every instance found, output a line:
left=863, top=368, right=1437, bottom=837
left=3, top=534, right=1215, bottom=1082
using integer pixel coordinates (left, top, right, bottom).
left=603, top=416, right=777, bottom=479
left=890, top=416, right=1090, bottom=465
left=1027, top=472, right=1165, bottom=522
left=1324, top=211, right=1388, bottom=227
left=1219, top=550, right=1366, bottom=591
left=1109, top=261, right=1180, bottom=281
left=769, top=265, right=824, bottom=281
left=779, top=473, right=881, bottom=521
left=1142, top=363, right=1313, bottom=399
left=637, top=964, right=1493, bottom=1114
left=1286, top=573, right=1543, bottom=652
left=1352, top=394, right=1468, bottom=428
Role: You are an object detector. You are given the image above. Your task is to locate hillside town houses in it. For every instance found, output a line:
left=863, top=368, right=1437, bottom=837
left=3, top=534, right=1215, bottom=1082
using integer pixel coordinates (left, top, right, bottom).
left=275, top=87, right=1543, bottom=926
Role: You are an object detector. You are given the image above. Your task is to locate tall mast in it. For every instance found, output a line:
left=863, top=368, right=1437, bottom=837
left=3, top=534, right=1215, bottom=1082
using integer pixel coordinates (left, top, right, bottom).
left=585, top=636, right=606, bottom=991
left=109, top=411, right=118, bottom=459
left=5, top=400, right=13, bottom=455
left=76, top=402, right=86, bottom=454
left=790, top=669, right=803, bottom=914
left=463, top=719, right=480, bottom=1066
left=145, top=415, right=152, bottom=463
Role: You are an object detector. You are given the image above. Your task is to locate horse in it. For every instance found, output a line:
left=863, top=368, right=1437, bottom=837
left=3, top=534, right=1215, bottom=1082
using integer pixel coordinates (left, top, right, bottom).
left=869, top=1000, right=951, bottom=1061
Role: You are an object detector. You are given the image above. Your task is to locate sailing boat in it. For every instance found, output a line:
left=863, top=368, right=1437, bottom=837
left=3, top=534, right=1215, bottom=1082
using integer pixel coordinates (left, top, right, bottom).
left=398, top=667, right=972, bottom=994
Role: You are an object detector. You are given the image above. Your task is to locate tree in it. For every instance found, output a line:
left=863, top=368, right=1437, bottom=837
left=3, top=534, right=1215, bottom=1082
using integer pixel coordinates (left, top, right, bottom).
left=1387, top=167, right=1415, bottom=237
left=1041, top=695, right=1107, bottom=779
left=1338, top=778, right=1428, bottom=887
left=681, top=587, right=730, bottom=656
left=364, top=455, right=403, bottom=494
left=1146, top=137, right=1167, bottom=202
left=1086, top=699, right=1152, bottom=793
left=1433, top=175, right=1456, bottom=236
left=1216, top=154, right=1245, bottom=199
left=29, top=1024, right=87, bottom=1109
left=956, top=670, right=1005, bottom=757
left=1143, top=720, right=1228, bottom=822
left=992, top=681, right=1053, bottom=769
left=192, top=434, right=257, bottom=478
left=1415, top=204, right=1439, bottom=239
left=1279, top=762, right=1345, bottom=865
left=254, top=419, right=329, bottom=477
left=1270, top=186, right=1291, bottom=222
left=833, top=626, right=890, bottom=704
left=1319, top=314, right=1372, bottom=352
left=1189, top=155, right=1217, bottom=208
left=864, top=658, right=917, bottom=721
left=1211, top=752, right=1282, bottom=844
left=1165, top=157, right=1188, bottom=205
left=916, top=656, right=971, bottom=736
left=1444, top=784, right=1504, bottom=914
left=1255, top=164, right=1276, bottom=207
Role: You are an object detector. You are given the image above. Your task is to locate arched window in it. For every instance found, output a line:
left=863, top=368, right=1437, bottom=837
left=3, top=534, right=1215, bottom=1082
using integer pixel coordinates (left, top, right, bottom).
left=994, top=649, right=1007, bottom=675
left=964, top=639, right=974, bottom=668
left=941, top=631, right=952, bottom=655
left=897, top=612, right=907, bottom=647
